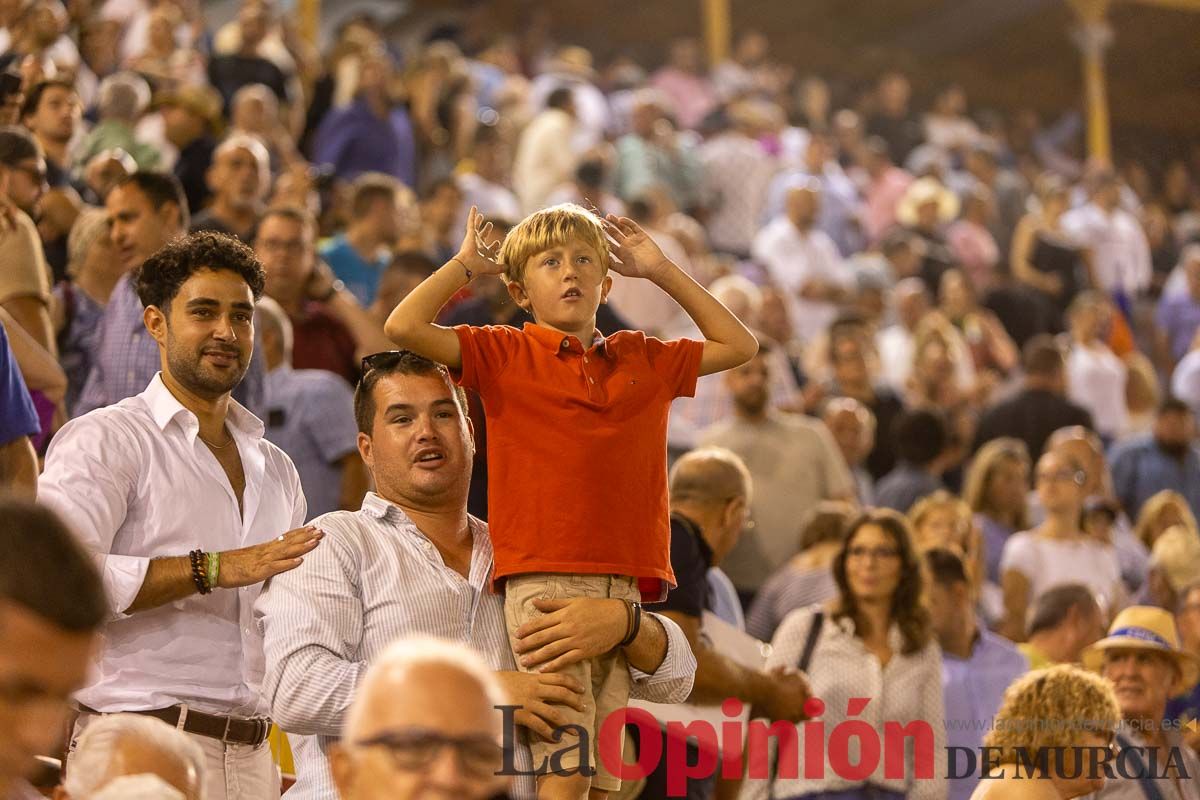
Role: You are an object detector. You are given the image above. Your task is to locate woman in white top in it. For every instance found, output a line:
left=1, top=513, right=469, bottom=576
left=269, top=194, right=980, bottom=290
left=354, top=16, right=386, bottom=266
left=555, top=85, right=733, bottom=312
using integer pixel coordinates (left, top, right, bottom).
left=1064, top=291, right=1128, bottom=441
left=1000, top=450, right=1125, bottom=641
left=766, top=509, right=946, bottom=800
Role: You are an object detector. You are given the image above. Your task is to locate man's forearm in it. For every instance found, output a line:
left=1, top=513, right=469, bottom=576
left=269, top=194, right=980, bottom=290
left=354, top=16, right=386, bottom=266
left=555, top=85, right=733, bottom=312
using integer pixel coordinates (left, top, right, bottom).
left=690, top=642, right=772, bottom=706
left=623, top=611, right=668, bottom=673
left=0, top=436, right=36, bottom=500
left=126, top=556, right=198, bottom=613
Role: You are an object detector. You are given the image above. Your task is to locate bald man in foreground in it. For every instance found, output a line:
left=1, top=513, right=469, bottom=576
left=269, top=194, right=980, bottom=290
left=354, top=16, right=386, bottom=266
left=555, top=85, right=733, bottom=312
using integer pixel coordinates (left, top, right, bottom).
left=330, top=637, right=509, bottom=800
left=57, top=714, right=206, bottom=799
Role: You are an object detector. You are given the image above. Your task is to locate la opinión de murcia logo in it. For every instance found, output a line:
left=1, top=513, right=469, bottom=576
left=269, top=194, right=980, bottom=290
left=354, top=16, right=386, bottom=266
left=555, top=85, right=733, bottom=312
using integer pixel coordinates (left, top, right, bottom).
left=494, top=697, right=1194, bottom=794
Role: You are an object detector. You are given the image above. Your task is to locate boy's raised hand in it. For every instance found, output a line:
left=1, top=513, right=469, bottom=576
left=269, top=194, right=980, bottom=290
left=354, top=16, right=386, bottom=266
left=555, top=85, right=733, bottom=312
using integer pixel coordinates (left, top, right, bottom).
left=603, top=214, right=671, bottom=281
left=455, top=206, right=505, bottom=277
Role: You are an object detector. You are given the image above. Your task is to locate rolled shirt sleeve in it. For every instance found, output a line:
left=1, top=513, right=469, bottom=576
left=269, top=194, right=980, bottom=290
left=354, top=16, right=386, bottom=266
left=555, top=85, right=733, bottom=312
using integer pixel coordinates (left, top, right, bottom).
left=627, top=611, right=697, bottom=705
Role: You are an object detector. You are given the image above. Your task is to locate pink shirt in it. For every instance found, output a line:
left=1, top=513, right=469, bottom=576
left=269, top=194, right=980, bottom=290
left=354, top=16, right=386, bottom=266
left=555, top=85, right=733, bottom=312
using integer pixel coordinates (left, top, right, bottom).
left=946, top=219, right=1000, bottom=293
left=863, top=166, right=913, bottom=245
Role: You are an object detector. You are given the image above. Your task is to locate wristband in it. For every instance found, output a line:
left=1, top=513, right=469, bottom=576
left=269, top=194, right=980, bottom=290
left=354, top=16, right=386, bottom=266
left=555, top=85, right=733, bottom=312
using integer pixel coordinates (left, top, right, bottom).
left=620, top=601, right=642, bottom=647
left=206, top=551, right=221, bottom=590
left=189, top=549, right=211, bottom=595
left=451, top=257, right=472, bottom=282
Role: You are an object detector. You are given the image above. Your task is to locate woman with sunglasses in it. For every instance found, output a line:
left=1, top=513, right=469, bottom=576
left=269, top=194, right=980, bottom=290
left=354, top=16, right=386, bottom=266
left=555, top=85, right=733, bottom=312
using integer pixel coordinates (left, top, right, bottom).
left=764, top=509, right=946, bottom=800
left=999, top=450, right=1126, bottom=642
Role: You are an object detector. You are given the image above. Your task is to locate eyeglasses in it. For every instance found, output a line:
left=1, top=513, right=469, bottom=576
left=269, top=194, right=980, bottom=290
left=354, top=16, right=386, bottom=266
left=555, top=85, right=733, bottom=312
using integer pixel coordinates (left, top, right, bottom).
left=846, top=545, right=901, bottom=561
left=256, top=238, right=306, bottom=254
left=356, top=729, right=504, bottom=778
left=1036, top=469, right=1086, bottom=485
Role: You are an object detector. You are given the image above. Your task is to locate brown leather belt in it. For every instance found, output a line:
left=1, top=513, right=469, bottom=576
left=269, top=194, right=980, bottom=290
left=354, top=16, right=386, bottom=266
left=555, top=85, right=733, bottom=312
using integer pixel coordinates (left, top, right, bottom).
left=78, top=705, right=270, bottom=746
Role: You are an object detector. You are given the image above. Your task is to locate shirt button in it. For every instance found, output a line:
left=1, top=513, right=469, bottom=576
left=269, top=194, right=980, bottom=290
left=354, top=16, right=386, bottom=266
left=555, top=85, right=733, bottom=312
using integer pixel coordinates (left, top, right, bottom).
left=589, top=377, right=595, bottom=383
left=561, top=339, right=569, bottom=349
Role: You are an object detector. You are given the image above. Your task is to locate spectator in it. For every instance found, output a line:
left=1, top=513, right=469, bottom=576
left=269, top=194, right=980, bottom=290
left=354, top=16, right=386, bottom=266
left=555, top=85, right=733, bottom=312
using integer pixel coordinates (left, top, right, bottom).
left=971, top=664, right=1119, bottom=800
left=511, top=86, right=577, bottom=215
left=767, top=509, right=946, bottom=799
left=318, top=173, right=407, bottom=307
left=1156, top=244, right=1200, bottom=369
left=946, top=184, right=1000, bottom=293
left=874, top=408, right=949, bottom=513
left=745, top=500, right=854, bottom=641
left=416, top=177, right=462, bottom=264
left=700, top=344, right=855, bottom=603
left=311, top=47, right=416, bottom=187
left=1146, top=524, right=1200, bottom=612
left=698, top=99, right=779, bottom=257
left=60, top=714, right=206, bottom=800
left=74, top=72, right=159, bottom=170
left=860, top=135, right=913, bottom=245
left=1133, top=489, right=1199, bottom=554
left=950, top=143, right=1027, bottom=258
left=613, top=89, right=700, bottom=210
left=973, top=334, right=1093, bottom=462
left=1083, top=606, right=1200, bottom=800
left=256, top=297, right=365, bottom=518
left=896, top=176, right=959, bottom=291
left=1110, top=397, right=1200, bottom=521
left=963, top=437, right=1031, bottom=585
left=1016, top=583, right=1106, bottom=669
left=229, top=84, right=300, bottom=173
left=40, top=232, right=321, bottom=800
left=18, top=78, right=79, bottom=189
left=368, top=251, right=437, bottom=329
left=1008, top=173, right=1087, bottom=329
left=938, top=268, right=1018, bottom=382
left=255, top=350, right=696, bottom=799
left=642, top=446, right=812, bottom=798
left=0, top=127, right=54, bottom=356
left=328, top=637, right=509, bottom=800
left=1065, top=291, right=1128, bottom=441
left=77, top=172, right=266, bottom=416
left=154, top=85, right=226, bottom=215
left=648, top=37, right=717, bottom=131
left=762, top=130, right=864, bottom=256
left=0, top=501, right=106, bottom=800
left=527, top=45, right=609, bottom=153
left=909, top=491, right=984, bottom=589
left=1061, top=170, right=1152, bottom=307
left=752, top=181, right=855, bottom=343
left=0, top=325, right=39, bottom=498
left=452, top=125, right=519, bottom=234
left=821, top=396, right=877, bottom=505
left=206, top=1, right=289, bottom=113
left=542, top=155, right=626, bottom=218
left=865, top=71, right=923, bottom=164
left=1000, top=450, right=1125, bottom=641
left=826, top=321, right=907, bottom=480
left=189, top=134, right=270, bottom=243
left=926, top=547, right=1028, bottom=800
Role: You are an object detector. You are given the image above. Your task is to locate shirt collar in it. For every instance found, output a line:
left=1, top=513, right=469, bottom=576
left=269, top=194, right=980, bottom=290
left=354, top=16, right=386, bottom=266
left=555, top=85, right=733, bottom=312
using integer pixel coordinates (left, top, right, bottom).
left=671, top=512, right=715, bottom=568
left=142, top=372, right=265, bottom=440
left=521, top=322, right=612, bottom=358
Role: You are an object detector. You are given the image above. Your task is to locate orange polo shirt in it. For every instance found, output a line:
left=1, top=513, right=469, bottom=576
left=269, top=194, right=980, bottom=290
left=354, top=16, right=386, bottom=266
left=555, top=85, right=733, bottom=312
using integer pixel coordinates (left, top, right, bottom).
left=453, top=322, right=704, bottom=599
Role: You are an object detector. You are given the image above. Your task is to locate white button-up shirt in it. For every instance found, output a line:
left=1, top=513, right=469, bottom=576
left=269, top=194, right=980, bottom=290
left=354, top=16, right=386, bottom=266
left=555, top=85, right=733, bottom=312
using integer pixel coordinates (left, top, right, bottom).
left=39, top=374, right=306, bottom=715
left=256, top=493, right=698, bottom=800
left=1061, top=203, right=1152, bottom=295
left=752, top=216, right=856, bottom=343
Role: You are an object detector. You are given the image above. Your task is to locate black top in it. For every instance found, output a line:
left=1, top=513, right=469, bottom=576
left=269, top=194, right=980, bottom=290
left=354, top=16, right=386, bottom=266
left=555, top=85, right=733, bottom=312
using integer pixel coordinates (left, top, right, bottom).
left=647, top=513, right=714, bottom=619
left=190, top=209, right=256, bottom=245
left=174, top=135, right=216, bottom=216
left=983, top=283, right=1060, bottom=346
left=972, top=387, right=1094, bottom=462
left=207, top=55, right=289, bottom=111
left=1030, top=232, right=1085, bottom=312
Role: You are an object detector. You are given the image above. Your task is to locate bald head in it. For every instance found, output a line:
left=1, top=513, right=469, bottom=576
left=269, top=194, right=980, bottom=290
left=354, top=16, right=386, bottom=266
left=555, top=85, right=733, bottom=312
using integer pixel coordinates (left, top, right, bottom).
left=670, top=447, right=751, bottom=507
left=254, top=295, right=292, bottom=369
left=62, top=714, right=205, bottom=800
left=332, top=638, right=507, bottom=800
left=785, top=183, right=820, bottom=230
left=893, top=278, right=930, bottom=331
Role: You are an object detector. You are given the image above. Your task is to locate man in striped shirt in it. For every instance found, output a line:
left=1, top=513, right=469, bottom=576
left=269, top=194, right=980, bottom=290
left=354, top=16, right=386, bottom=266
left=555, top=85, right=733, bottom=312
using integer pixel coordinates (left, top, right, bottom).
left=256, top=351, right=697, bottom=800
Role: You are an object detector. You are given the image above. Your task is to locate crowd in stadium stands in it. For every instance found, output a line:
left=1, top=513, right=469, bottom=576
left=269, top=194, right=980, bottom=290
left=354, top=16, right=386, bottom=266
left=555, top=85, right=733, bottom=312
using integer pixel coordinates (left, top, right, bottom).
left=4, top=1, right=1200, bottom=799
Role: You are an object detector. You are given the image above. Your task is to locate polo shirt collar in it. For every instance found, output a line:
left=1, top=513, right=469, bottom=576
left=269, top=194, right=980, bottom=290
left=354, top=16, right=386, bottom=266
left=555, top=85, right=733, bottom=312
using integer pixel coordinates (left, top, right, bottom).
left=522, top=322, right=612, bottom=358
left=143, top=372, right=264, bottom=440
left=672, top=512, right=715, bottom=568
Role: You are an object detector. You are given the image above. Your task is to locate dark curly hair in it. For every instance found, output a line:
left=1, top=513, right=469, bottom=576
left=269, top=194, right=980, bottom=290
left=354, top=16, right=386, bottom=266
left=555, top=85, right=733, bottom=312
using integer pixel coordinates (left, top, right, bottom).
left=831, top=508, right=932, bottom=654
left=135, top=231, right=265, bottom=310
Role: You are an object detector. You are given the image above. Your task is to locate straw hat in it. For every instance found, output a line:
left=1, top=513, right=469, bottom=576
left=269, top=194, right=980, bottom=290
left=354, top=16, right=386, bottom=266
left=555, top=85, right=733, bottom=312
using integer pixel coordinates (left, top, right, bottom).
left=548, top=46, right=595, bottom=80
left=1152, top=525, right=1200, bottom=594
left=1082, top=605, right=1200, bottom=692
left=152, top=84, right=225, bottom=135
left=896, top=177, right=960, bottom=227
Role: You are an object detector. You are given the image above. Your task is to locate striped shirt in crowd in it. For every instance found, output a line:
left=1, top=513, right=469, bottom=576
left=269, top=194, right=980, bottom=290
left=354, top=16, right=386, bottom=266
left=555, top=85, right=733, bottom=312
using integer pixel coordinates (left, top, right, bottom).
left=255, top=492, right=698, bottom=800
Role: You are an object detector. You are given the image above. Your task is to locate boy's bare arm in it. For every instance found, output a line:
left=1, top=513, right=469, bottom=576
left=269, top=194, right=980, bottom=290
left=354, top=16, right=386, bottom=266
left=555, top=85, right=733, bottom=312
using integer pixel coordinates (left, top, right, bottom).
left=383, top=206, right=505, bottom=369
left=605, top=215, right=758, bottom=376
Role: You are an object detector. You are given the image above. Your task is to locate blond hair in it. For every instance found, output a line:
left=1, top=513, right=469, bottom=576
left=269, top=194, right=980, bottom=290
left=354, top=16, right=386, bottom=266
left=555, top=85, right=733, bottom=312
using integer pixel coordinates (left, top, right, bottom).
left=963, top=437, right=1031, bottom=530
left=499, top=203, right=611, bottom=284
left=1135, top=490, right=1200, bottom=549
left=984, top=664, right=1119, bottom=765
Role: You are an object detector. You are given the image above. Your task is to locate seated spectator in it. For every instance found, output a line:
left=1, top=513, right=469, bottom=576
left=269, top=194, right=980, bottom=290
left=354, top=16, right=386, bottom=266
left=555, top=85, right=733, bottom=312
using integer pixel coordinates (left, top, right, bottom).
left=328, top=637, right=509, bottom=800
left=946, top=184, right=1000, bottom=294
left=19, top=78, right=79, bottom=191
left=825, top=321, right=907, bottom=481
left=319, top=173, right=407, bottom=307
left=512, top=87, right=579, bottom=215
left=542, top=155, right=627, bottom=219
left=59, top=714, right=205, bottom=800
left=909, top=491, right=987, bottom=605
left=453, top=125, right=519, bottom=234
left=189, top=134, right=270, bottom=243
left=1009, top=173, right=1087, bottom=328
left=745, top=500, right=854, bottom=641
left=1133, top=489, right=1199, bottom=554
left=206, top=1, right=290, bottom=113
left=229, top=83, right=301, bottom=173
left=256, top=297, right=365, bottom=518
left=1000, top=450, right=1125, bottom=641
left=0, top=500, right=106, bottom=800
left=699, top=343, right=855, bottom=603
left=642, top=446, right=811, bottom=798
left=1016, top=583, right=1106, bottom=669
left=648, top=37, right=717, bottom=131
left=153, top=84, right=223, bottom=214
left=698, top=99, right=780, bottom=257
left=926, top=547, right=1028, bottom=800
left=53, top=207, right=120, bottom=415
left=896, top=176, right=958, bottom=290
left=821, top=396, right=877, bottom=505
left=874, top=407, right=949, bottom=512
left=1146, top=524, right=1200, bottom=612
left=1109, top=397, right=1200, bottom=522
left=74, top=72, right=159, bottom=171
left=416, top=177, right=462, bottom=264
left=972, top=334, right=1092, bottom=462
left=876, top=278, right=934, bottom=393
left=964, top=437, right=1031, bottom=585
left=762, top=130, right=864, bottom=256
left=938, top=268, right=1018, bottom=383
left=860, top=135, right=913, bottom=245
left=613, top=89, right=701, bottom=210
left=1065, top=291, right=1128, bottom=441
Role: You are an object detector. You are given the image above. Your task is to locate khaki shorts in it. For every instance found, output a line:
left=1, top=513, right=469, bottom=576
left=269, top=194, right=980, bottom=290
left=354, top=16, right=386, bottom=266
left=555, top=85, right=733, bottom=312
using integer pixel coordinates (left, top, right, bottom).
left=504, top=573, right=641, bottom=792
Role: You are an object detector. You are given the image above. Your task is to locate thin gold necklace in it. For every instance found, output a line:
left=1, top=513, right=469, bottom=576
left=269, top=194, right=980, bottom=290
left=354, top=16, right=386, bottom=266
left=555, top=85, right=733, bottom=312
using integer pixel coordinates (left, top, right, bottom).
left=199, top=430, right=234, bottom=449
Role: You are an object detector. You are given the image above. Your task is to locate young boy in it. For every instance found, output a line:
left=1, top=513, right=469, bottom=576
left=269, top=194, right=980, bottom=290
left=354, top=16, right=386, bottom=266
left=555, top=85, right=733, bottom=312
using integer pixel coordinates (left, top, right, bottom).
left=385, top=204, right=757, bottom=798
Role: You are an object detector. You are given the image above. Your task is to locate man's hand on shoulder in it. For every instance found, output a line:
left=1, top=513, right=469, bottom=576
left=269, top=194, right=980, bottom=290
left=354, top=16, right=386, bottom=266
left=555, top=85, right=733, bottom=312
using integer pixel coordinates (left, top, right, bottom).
left=218, top=525, right=324, bottom=588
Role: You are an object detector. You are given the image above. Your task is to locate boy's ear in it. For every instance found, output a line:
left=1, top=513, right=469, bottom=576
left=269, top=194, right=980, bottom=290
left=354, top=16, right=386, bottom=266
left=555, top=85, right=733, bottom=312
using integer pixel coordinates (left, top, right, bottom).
left=506, top=279, right=532, bottom=312
left=599, top=273, right=613, bottom=304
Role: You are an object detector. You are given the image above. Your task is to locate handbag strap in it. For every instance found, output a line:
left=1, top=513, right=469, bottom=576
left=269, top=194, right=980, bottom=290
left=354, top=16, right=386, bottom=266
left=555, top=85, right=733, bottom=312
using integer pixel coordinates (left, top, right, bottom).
left=1114, top=732, right=1167, bottom=800
left=797, top=610, right=824, bottom=672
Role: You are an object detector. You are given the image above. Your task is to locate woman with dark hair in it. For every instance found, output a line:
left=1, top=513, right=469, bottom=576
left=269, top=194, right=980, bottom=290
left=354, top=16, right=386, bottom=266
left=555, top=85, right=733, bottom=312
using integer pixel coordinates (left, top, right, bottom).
left=765, top=509, right=946, bottom=799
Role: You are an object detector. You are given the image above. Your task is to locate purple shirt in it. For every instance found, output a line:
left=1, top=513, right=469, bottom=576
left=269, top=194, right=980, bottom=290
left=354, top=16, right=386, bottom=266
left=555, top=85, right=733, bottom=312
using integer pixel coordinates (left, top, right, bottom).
left=312, top=97, right=417, bottom=187
left=1156, top=292, right=1200, bottom=362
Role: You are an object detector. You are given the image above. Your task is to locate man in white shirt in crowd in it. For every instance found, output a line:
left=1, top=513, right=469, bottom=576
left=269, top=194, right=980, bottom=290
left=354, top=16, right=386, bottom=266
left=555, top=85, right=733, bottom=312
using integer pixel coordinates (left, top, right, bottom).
left=1061, top=170, right=1151, bottom=304
left=39, top=232, right=322, bottom=800
left=0, top=501, right=106, bottom=800
left=752, top=181, right=855, bottom=343
left=256, top=351, right=697, bottom=800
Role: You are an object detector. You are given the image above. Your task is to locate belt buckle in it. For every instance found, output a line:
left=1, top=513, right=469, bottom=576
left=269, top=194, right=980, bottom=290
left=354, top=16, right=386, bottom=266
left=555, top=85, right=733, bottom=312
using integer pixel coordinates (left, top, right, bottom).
left=221, top=716, right=234, bottom=744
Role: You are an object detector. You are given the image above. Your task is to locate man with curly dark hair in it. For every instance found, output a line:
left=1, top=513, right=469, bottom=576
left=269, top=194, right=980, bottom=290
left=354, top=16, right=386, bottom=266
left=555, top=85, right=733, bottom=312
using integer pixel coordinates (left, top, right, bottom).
left=39, top=231, right=322, bottom=800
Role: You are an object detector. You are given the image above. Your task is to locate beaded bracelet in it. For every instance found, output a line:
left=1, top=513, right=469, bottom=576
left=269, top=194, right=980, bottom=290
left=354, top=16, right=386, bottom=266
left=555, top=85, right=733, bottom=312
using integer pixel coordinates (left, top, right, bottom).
left=189, top=549, right=211, bottom=595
